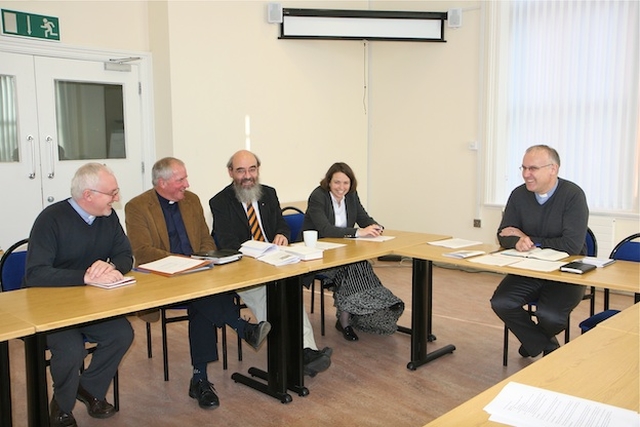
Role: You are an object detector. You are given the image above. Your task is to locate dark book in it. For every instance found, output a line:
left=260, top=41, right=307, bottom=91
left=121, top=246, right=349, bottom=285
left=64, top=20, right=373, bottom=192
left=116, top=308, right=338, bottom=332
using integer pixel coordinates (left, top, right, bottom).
left=560, top=261, right=597, bottom=275
left=191, top=249, right=242, bottom=265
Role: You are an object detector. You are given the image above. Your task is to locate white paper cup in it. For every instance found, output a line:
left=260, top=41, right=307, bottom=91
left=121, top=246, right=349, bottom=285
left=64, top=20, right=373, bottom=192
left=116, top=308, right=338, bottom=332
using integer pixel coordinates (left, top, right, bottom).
left=303, top=230, right=318, bottom=248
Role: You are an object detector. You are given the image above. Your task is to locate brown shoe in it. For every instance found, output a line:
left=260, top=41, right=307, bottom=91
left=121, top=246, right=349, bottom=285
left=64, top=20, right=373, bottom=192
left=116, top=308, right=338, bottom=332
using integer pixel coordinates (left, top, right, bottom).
left=50, top=398, right=77, bottom=427
left=77, top=384, right=116, bottom=419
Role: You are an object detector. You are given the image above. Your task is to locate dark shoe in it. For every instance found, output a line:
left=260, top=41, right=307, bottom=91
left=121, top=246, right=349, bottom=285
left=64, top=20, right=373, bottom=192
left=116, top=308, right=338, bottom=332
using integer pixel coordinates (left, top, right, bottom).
left=518, top=345, right=531, bottom=358
left=543, top=336, right=560, bottom=356
left=189, top=378, right=220, bottom=409
left=303, top=347, right=331, bottom=377
left=76, top=384, right=116, bottom=419
left=335, top=320, right=359, bottom=341
left=50, top=398, right=77, bottom=427
left=244, top=321, right=271, bottom=350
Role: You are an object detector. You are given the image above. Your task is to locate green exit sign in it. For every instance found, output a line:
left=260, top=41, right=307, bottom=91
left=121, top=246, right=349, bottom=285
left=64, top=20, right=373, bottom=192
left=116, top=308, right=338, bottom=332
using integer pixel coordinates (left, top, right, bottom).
left=1, top=9, right=60, bottom=41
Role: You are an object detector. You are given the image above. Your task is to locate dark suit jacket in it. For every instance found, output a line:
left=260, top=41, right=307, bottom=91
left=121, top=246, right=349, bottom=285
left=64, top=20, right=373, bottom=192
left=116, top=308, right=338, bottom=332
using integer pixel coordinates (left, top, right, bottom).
left=125, top=189, right=215, bottom=265
left=302, top=186, right=378, bottom=238
left=209, top=184, right=290, bottom=250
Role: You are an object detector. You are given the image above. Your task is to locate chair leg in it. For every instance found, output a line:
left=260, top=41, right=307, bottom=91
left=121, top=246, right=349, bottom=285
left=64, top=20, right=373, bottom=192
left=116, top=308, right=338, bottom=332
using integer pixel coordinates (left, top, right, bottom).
left=310, top=280, right=315, bottom=314
left=221, top=326, right=228, bottom=370
left=589, top=286, right=596, bottom=316
left=145, top=322, right=152, bottom=359
left=503, top=325, right=509, bottom=367
left=113, top=371, right=119, bottom=411
left=320, top=282, right=326, bottom=336
left=564, top=316, right=570, bottom=344
left=161, top=310, right=170, bottom=382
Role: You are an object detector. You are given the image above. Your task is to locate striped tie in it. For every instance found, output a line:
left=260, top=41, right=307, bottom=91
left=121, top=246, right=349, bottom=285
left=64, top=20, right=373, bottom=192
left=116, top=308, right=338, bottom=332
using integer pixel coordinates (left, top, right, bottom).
left=246, top=204, right=265, bottom=241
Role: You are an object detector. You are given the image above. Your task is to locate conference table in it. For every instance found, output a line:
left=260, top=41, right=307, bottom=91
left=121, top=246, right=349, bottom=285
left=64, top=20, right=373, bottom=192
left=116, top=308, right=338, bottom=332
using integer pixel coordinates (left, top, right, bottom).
left=0, top=229, right=444, bottom=426
left=393, top=242, right=640, bottom=370
left=0, top=312, right=35, bottom=427
left=424, top=302, right=640, bottom=426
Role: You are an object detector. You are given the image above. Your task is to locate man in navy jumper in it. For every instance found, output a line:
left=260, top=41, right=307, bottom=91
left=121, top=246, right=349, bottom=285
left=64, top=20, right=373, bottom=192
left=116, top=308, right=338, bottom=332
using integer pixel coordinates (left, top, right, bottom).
left=24, top=163, right=134, bottom=427
left=491, top=145, right=588, bottom=358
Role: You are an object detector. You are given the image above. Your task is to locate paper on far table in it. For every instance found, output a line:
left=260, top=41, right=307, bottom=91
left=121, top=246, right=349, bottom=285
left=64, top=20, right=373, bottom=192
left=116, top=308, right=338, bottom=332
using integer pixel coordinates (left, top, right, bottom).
left=484, top=382, right=640, bottom=427
left=355, top=235, right=395, bottom=242
left=427, top=238, right=483, bottom=249
left=291, top=241, right=346, bottom=250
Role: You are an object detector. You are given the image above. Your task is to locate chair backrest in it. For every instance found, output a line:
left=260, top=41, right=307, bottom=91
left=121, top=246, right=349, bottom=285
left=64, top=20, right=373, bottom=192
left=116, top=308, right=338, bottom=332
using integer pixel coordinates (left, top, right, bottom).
left=609, top=233, right=640, bottom=262
left=281, top=206, right=304, bottom=243
left=0, top=238, right=29, bottom=292
left=585, top=227, right=598, bottom=257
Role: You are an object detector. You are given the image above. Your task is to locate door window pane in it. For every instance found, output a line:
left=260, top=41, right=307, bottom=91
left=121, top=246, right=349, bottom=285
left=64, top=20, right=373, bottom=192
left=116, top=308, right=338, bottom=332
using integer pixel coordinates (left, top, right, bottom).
left=0, top=75, right=19, bottom=162
left=55, top=81, right=126, bottom=160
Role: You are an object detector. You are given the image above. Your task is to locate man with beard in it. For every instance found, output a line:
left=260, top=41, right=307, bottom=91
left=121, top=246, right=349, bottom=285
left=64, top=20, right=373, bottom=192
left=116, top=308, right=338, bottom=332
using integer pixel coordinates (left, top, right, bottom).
left=209, top=150, right=332, bottom=377
left=125, top=157, right=271, bottom=411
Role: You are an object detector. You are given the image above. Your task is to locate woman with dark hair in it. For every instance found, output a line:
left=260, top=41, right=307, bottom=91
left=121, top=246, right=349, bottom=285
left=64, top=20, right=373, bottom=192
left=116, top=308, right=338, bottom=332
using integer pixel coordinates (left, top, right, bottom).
left=301, top=162, right=404, bottom=341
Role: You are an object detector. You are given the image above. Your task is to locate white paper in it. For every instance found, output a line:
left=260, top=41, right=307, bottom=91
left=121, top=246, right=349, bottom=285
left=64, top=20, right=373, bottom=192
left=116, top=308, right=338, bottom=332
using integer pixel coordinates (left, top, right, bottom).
left=484, top=382, right=640, bottom=427
left=257, top=250, right=300, bottom=266
left=283, top=245, right=323, bottom=261
left=291, top=241, right=346, bottom=250
left=239, top=240, right=278, bottom=258
left=579, top=257, right=616, bottom=268
left=428, top=238, right=483, bottom=248
left=87, top=276, right=136, bottom=289
left=509, top=259, right=566, bottom=273
left=468, top=254, right=522, bottom=267
left=137, top=256, right=212, bottom=275
left=443, top=250, right=486, bottom=259
left=355, top=235, right=396, bottom=242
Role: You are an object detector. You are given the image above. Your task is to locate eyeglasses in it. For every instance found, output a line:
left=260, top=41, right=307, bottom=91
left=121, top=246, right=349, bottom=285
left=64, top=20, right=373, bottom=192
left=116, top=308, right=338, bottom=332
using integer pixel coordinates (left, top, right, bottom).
left=89, top=188, right=120, bottom=198
left=519, top=164, right=553, bottom=173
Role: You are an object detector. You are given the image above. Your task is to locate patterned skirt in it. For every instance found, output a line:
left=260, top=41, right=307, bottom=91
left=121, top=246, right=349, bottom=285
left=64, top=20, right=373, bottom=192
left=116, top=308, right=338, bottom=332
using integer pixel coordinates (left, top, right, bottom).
left=320, top=260, right=404, bottom=335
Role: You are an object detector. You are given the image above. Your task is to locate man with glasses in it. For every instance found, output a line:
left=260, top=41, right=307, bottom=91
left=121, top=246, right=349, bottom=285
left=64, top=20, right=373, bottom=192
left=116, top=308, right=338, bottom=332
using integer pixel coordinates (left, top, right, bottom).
left=490, top=145, right=588, bottom=358
left=209, top=150, right=332, bottom=377
left=23, top=163, right=133, bottom=427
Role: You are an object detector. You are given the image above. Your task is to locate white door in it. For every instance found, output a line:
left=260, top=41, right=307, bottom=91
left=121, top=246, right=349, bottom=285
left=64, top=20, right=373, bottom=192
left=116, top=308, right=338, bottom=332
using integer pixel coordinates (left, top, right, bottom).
left=0, top=51, right=144, bottom=250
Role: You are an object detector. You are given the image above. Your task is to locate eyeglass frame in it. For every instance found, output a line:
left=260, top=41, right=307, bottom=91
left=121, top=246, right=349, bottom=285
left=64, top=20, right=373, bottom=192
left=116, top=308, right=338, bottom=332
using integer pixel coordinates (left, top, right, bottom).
left=89, top=188, right=120, bottom=198
left=519, top=163, right=554, bottom=173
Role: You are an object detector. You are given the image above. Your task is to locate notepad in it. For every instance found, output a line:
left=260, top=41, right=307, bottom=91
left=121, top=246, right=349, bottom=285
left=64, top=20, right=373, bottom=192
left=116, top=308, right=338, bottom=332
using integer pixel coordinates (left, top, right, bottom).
left=136, top=256, right=214, bottom=276
left=500, top=247, right=569, bottom=262
left=87, top=276, right=136, bottom=289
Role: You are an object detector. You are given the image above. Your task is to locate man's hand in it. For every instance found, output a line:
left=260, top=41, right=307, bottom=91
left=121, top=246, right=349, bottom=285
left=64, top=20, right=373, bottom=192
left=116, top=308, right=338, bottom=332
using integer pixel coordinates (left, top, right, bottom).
left=272, top=234, right=289, bottom=246
left=500, top=226, right=536, bottom=251
left=85, top=260, right=123, bottom=283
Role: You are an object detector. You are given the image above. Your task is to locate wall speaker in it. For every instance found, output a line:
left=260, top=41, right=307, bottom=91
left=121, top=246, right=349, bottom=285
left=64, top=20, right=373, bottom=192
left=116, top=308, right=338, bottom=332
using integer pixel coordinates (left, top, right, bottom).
left=447, top=8, right=462, bottom=28
left=267, top=3, right=283, bottom=24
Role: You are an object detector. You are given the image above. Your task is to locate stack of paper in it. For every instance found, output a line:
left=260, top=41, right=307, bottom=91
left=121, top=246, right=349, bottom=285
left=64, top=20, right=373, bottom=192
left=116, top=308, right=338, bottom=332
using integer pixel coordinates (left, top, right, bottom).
left=192, top=249, right=242, bottom=265
left=443, top=249, right=486, bottom=259
left=87, top=276, right=136, bottom=289
left=257, top=251, right=300, bottom=266
left=136, top=256, right=214, bottom=276
left=239, top=240, right=279, bottom=258
left=283, top=245, right=323, bottom=261
left=579, top=256, right=616, bottom=268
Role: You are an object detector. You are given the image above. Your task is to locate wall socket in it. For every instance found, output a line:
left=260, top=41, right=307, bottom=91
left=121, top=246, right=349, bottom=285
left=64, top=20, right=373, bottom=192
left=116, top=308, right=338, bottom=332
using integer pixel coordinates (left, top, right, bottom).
left=473, top=219, right=481, bottom=228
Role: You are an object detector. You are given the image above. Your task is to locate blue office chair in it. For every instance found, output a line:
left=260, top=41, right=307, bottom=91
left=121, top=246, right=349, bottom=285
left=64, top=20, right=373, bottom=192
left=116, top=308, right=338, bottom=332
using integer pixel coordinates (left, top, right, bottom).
left=281, top=206, right=334, bottom=335
left=0, top=239, right=120, bottom=410
left=581, top=232, right=640, bottom=331
left=502, top=228, right=598, bottom=366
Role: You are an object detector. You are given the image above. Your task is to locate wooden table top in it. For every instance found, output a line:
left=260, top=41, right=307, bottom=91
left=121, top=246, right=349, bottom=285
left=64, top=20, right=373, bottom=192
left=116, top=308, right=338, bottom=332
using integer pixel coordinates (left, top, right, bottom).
left=425, top=320, right=640, bottom=426
left=0, top=256, right=309, bottom=332
left=0, top=311, right=34, bottom=341
left=596, top=302, right=639, bottom=335
left=394, top=243, right=640, bottom=294
left=304, top=230, right=449, bottom=272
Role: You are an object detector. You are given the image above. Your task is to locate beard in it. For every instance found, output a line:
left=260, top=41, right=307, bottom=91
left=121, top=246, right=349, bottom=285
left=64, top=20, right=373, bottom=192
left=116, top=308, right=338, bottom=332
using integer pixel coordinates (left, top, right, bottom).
left=233, top=177, right=263, bottom=205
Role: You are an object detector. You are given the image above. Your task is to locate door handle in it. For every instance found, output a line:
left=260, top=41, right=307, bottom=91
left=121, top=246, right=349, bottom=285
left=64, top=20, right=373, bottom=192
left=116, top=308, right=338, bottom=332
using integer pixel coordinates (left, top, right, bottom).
left=27, top=135, right=36, bottom=179
left=46, top=135, right=55, bottom=179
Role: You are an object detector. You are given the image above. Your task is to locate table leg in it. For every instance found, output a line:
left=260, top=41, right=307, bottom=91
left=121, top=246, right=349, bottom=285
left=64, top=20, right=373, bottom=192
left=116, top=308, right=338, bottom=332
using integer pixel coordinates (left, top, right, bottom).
left=232, top=276, right=308, bottom=402
left=407, top=258, right=455, bottom=370
left=24, top=333, right=49, bottom=427
left=0, top=341, right=12, bottom=427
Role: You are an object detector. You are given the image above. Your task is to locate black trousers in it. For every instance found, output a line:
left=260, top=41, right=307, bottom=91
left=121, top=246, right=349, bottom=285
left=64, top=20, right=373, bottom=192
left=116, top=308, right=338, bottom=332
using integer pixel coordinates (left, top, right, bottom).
left=47, top=316, right=133, bottom=412
left=490, top=274, right=585, bottom=356
left=187, top=292, right=242, bottom=366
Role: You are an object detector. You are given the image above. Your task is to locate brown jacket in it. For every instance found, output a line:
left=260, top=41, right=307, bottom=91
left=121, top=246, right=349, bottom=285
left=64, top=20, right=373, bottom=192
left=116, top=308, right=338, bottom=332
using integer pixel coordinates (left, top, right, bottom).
left=124, top=189, right=215, bottom=266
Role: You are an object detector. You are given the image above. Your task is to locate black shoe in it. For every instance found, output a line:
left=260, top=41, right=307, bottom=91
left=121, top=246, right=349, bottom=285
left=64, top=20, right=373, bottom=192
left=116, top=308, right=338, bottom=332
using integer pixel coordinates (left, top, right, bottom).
left=303, top=347, right=331, bottom=377
left=76, top=384, right=116, bottom=419
left=335, top=320, right=359, bottom=341
left=543, top=336, right=560, bottom=356
left=189, top=378, right=220, bottom=409
left=244, top=321, right=271, bottom=350
left=518, top=345, right=531, bottom=358
left=50, top=398, right=77, bottom=427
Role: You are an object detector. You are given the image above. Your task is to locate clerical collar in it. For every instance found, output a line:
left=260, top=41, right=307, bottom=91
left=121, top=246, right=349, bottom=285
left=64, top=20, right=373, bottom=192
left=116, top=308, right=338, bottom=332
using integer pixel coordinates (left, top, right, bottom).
left=68, top=198, right=95, bottom=225
left=536, top=180, right=559, bottom=205
left=156, top=191, right=177, bottom=206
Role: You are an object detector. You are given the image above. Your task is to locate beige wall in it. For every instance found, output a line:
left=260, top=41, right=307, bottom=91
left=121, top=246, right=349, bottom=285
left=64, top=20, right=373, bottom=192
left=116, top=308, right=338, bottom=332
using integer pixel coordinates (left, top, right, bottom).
left=2, top=0, right=637, bottom=244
